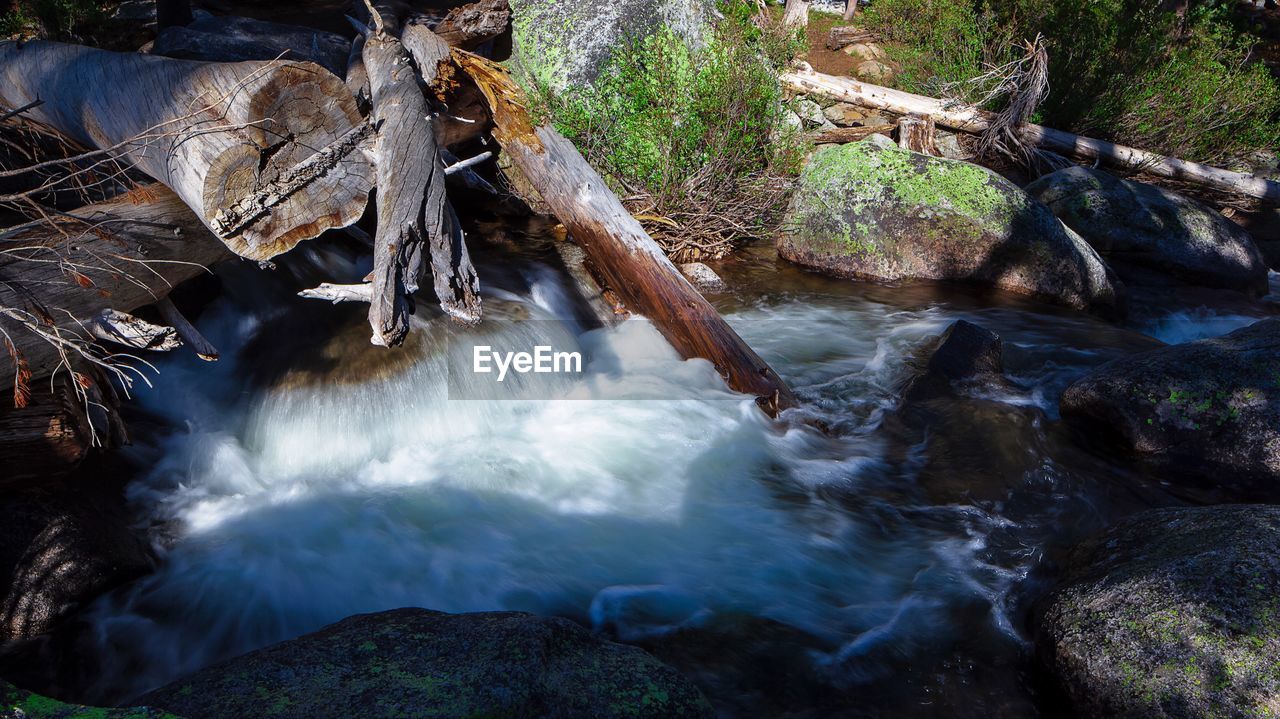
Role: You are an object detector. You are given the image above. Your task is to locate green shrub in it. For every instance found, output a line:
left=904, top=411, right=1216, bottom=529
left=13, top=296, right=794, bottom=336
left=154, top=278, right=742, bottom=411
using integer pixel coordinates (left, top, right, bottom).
left=861, top=0, right=1280, bottom=164
left=529, top=2, right=806, bottom=257
left=2, top=0, right=104, bottom=39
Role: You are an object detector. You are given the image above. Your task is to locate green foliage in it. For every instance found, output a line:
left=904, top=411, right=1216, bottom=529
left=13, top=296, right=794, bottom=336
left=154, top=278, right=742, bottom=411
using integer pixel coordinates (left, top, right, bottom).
left=1, top=0, right=104, bottom=39
left=860, top=0, right=1280, bottom=164
left=528, top=1, right=805, bottom=256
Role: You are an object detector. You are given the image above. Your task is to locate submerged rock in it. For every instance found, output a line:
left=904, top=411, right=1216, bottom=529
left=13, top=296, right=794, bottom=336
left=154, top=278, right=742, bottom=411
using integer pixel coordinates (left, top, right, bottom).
left=778, top=136, right=1123, bottom=315
left=2, top=680, right=179, bottom=718
left=509, top=0, right=715, bottom=91
left=141, top=608, right=713, bottom=719
left=1026, top=166, right=1269, bottom=294
left=891, top=321, right=1045, bottom=503
left=679, top=262, right=728, bottom=292
left=901, top=320, right=1008, bottom=403
left=0, top=487, right=154, bottom=643
left=1060, top=317, right=1280, bottom=496
left=1036, top=505, right=1280, bottom=719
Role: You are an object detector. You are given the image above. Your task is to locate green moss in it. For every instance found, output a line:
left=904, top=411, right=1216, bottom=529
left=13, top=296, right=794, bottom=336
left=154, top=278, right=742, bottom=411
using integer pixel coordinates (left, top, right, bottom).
left=2, top=681, right=182, bottom=719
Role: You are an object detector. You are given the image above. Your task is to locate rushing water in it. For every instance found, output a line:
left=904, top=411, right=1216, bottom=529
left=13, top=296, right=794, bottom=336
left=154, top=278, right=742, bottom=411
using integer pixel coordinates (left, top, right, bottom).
left=69, top=236, right=1279, bottom=716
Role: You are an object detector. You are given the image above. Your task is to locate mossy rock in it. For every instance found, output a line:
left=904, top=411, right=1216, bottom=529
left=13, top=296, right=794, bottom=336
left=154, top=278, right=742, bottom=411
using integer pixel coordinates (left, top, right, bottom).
left=1061, top=317, right=1280, bottom=497
left=2, top=680, right=181, bottom=719
left=508, top=0, right=714, bottom=92
left=1026, top=166, right=1270, bottom=295
left=140, top=608, right=714, bottom=719
left=777, top=136, right=1123, bottom=316
left=1035, top=505, right=1280, bottom=718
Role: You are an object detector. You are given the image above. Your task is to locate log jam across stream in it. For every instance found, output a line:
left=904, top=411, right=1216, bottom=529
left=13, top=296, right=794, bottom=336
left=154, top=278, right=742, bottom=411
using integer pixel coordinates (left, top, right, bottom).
left=35, top=229, right=1279, bottom=717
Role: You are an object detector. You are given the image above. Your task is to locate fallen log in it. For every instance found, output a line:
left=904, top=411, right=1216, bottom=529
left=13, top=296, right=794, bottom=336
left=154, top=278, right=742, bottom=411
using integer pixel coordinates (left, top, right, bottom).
left=781, top=66, right=1280, bottom=206
left=812, top=124, right=894, bottom=144
left=356, top=3, right=482, bottom=346
left=0, top=186, right=230, bottom=392
left=826, top=26, right=873, bottom=50
left=453, top=50, right=797, bottom=414
left=150, top=13, right=353, bottom=76
left=0, top=41, right=375, bottom=260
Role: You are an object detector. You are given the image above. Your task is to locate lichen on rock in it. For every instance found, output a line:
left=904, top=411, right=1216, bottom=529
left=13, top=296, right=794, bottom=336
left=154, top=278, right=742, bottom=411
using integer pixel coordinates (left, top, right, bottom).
left=778, top=136, right=1123, bottom=315
left=509, top=0, right=715, bottom=92
left=1036, top=505, right=1280, bottom=719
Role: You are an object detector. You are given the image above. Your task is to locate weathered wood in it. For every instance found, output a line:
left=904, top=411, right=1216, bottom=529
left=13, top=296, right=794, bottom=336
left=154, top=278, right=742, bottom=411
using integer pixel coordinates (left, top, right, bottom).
left=0, top=40, right=375, bottom=259
left=0, top=374, right=98, bottom=484
left=844, top=0, right=859, bottom=20
left=782, top=66, right=1280, bottom=205
left=298, top=282, right=374, bottom=304
left=424, top=0, right=510, bottom=50
left=811, top=124, right=894, bottom=144
left=826, top=26, right=872, bottom=50
left=454, top=51, right=797, bottom=414
left=897, top=114, right=937, bottom=155
left=356, top=7, right=482, bottom=346
left=783, top=0, right=809, bottom=26
left=89, top=309, right=181, bottom=351
left=0, top=186, right=230, bottom=390
left=150, top=13, right=352, bottom=76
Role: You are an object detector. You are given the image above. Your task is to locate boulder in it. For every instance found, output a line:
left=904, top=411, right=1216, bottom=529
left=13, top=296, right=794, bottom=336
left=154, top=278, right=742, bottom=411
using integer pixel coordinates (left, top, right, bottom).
left=901, top=320, right=1008, bottom=403
left=1026, top=166, right=1270, bottom=294
left=2, top=680, right=180, bottom=718
left=509, top=0, right=715, bottom=92
left=140, top=608, right=714, bottom=719
left=889, top=321, right=1043, bottom=503
left=1060, top=317, right=1280, bottom=496
left=854, top=59, right=893, bottom=83
left=778, top=136, right=1123, bottom=315
left=1036, top=505, right=1280, bottom=719
left=679, top=262, right=727, bottom=292
left=0, top=487, right=154, bottom=642
left=821, top=102, right=865, bottom=127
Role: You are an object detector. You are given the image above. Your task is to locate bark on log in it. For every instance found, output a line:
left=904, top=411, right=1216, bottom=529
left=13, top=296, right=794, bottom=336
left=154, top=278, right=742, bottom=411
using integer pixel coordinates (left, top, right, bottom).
left=0, top=186, right=230, bottom=391
left=454, top=51, right=797, bottom=414
left=781, top=66, right=1280, bottom=205
left=0, top=41, right=375, bottom=259
left=357, top=5, right=482, bottom=346
left=0, top=374, right=102, bottom=484
left=150, top=13, right=352, bottom=76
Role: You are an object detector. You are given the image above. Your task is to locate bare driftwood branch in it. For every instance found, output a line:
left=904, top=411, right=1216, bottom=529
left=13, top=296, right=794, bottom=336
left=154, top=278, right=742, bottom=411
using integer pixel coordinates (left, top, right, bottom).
left=90, top=309, right=181, bottom=351
left=454, top=50, right=797, bottom=415
left=298, top=282, right=374, bottom=304
left=423, top=0, right=511, bottom=51
left=781, top=65, right=1280, bottom=206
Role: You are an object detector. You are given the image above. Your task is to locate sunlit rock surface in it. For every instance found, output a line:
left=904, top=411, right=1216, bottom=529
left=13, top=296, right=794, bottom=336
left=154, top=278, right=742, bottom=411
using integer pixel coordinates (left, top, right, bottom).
left=1027, top=166, right=1270, bottom=294
left=779, top=135, right=1123, bottom=316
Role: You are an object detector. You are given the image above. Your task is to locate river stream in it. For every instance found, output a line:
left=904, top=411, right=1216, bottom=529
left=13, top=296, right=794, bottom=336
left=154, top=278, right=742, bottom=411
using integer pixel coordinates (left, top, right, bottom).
left=67, top=233, right=1280, bottom=717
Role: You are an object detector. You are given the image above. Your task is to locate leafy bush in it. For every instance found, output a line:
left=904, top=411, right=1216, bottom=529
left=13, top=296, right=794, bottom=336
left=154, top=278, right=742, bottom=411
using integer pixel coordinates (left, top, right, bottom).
left=1, top=0, right=104, bottom=39
left=860, top=0, right=1280, bottom=164
left=528, top=2, right=806, bottom=259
